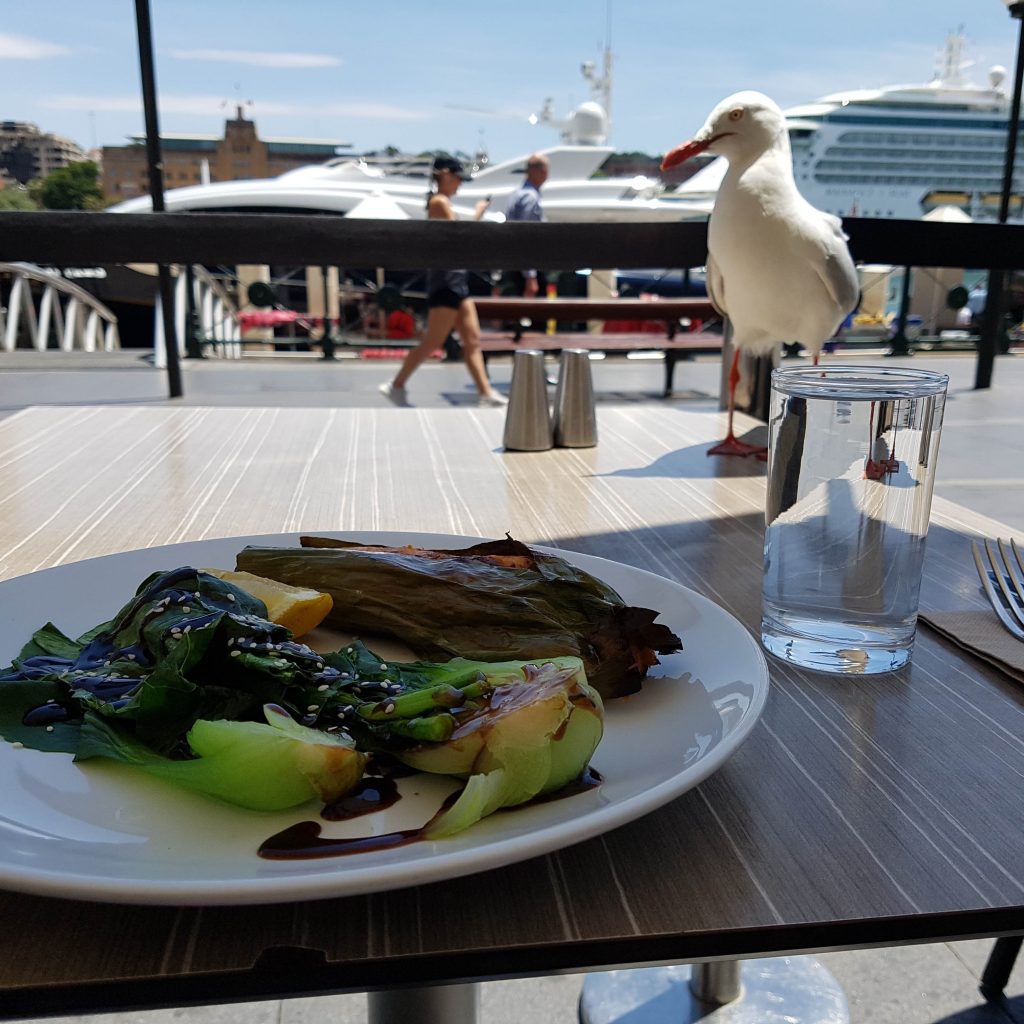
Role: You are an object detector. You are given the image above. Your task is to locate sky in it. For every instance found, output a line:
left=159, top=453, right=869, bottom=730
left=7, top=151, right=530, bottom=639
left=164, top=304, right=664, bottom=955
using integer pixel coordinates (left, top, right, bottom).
left=1, top=1, right=1021, bottom=162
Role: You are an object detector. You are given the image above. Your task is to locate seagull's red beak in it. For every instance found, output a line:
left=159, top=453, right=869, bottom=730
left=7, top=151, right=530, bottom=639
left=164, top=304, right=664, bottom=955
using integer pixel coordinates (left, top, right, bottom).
left=660, top=133, right=727, bottom=171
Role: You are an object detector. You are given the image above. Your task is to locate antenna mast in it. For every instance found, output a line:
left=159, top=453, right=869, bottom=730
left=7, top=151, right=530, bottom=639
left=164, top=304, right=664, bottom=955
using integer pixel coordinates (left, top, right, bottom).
left=580, top=0, right=613, bottom=140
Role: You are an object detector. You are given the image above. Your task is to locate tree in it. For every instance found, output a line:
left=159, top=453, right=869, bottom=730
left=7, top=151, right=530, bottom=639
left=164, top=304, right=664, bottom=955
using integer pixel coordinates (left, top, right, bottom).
left=29, top=161, right=104, bottom=211
left=0, top=186, right=37, bottom=211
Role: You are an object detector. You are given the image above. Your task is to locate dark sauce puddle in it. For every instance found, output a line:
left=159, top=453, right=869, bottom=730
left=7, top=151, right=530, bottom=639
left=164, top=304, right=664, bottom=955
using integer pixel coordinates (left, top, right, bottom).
left=259, top=767, right=602, bottom=860
left=320, top=776, right=402, bottom=821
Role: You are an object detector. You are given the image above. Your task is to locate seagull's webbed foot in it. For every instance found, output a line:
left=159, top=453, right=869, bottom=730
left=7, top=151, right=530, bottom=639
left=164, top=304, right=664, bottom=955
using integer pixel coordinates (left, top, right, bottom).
left=864, top=457, right=900, bottom=480
left=708, top=435, right=768, bottom=458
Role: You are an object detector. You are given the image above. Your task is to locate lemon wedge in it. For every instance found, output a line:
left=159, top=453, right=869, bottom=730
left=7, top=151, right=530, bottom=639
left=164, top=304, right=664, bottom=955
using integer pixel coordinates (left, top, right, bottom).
left=204, top=568, right=333, bottom=638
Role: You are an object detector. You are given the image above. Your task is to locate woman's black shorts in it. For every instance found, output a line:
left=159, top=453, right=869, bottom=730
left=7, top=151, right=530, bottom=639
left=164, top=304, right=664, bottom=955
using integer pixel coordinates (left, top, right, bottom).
left=427, top=288, right=467, bottom=311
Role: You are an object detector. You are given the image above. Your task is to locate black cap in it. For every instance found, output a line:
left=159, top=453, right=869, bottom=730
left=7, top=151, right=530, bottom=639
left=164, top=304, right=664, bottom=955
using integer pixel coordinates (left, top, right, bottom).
left=433, top=155, right=470, bottom=179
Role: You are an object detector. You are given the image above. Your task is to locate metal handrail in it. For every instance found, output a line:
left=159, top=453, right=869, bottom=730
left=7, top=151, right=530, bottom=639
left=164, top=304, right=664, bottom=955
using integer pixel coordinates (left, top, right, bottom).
left=0, top=260, right=120, bottom=353
left=190, top=264, right=239, bottom=319
left=0, top=262, right=117, bottom=323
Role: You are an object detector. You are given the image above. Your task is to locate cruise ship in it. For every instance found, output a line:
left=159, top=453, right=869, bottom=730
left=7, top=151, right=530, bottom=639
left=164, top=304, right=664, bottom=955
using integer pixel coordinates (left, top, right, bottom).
left=672, top=31, right=1023, bottom=222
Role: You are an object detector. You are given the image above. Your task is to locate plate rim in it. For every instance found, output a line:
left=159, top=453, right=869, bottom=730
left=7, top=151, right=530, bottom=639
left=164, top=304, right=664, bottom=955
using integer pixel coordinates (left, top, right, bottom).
left=0, top=531, right=770, bottom=905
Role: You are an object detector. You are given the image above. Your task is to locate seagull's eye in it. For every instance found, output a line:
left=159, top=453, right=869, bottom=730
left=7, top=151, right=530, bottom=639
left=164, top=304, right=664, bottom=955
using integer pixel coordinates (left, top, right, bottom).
left=728, top=108, right=744, bottom=122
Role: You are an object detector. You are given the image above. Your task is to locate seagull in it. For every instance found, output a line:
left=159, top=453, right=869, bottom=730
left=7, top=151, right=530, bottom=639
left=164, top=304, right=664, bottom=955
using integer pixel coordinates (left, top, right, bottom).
left=661, top=91, right=859, bottom=457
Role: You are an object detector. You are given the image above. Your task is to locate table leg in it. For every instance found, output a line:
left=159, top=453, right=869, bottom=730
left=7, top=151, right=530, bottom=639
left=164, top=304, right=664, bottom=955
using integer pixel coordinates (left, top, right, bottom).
left=979, top=935, right=1022, bottom=1002
left=368, top=982, right=479, bottom=1024
left=579, top=957, right=848, bottom=1023
left=663, top=350, right=677, bottom=397
left=689, top=961, right=741, bottom=1004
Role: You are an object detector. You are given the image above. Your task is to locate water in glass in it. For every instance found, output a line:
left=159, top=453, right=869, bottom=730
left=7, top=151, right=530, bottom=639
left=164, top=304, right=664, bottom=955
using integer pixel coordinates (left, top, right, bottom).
left=761, top=366, right=947, bottom=673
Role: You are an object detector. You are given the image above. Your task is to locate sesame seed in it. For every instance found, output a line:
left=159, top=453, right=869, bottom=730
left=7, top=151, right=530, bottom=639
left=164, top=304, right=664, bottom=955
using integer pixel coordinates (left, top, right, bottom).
left=226, top=594, right=235, bottom=602
left=46, top=698, right=55, bottom=704
left=126, top=653, right=136, bottom=660
left=307, top=705, right=319, bottom=712
left=194, top=592, right=201, bottom=599
left=317, top=684, right=329, bottom=692
left=45, top=725, right=54, bottom=733
left=227, top=638, right=235, bottom=647
left=183, top=625, right=191, bottom=634
left=230, top=650, right=241, bottom=658
left=11, top=741, right=24, bottom=749
left=182, top=606, right=191, bottom=613
left=383, top=702, right=396, bottom=715
left=316, top=662, right=324, bottom=671
left=327, top=726, right=339, bottom=732
left=379, top=663, right=388, bottom=671
left=346, top=647, right=353, bottom=653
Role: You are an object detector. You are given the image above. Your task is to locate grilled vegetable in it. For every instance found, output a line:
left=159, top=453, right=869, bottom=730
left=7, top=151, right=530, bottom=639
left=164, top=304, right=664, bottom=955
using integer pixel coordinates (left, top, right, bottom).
left=397, top=657, right=604, bottom=837
left=76, top=704, right=367, bottom=811
left=236, top=535, right=682, bottom=699
left=0, top=559, right=606, bottom=829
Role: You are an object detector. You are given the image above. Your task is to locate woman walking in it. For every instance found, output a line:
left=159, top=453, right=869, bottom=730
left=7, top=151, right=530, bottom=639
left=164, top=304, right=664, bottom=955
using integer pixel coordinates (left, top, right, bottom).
left=379, top=155, right=506, bottom=407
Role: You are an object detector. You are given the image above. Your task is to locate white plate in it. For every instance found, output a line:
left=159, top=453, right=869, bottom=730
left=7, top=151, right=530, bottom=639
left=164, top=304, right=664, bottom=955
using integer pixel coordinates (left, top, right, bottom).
left=0, top=532, right=769, bottom=906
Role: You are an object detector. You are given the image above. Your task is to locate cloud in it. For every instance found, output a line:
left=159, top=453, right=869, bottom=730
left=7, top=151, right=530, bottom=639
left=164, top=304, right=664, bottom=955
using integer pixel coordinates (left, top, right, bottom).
left=41, top=94, right=300, bottom=115
left=321, top=102, right=427, bottom=121
left=0, top=32, right=70, bottom=59
left=41, top=94, right=426, bottom=120
left=168, top=48, right=340, bottom=69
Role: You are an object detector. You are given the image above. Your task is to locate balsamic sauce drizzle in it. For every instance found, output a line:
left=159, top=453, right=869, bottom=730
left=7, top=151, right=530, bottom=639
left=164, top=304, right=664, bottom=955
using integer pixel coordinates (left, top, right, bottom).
left=258, top=767, right=603, bottom=861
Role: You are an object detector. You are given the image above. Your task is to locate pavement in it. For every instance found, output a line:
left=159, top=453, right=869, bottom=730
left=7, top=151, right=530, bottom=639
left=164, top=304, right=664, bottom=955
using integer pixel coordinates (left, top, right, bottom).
left=1, top=346, right=1022, bottom=1024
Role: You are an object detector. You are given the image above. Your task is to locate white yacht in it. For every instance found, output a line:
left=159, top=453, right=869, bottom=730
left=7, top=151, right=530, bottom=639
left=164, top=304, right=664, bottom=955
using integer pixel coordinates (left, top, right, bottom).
left=108, top=141, right=705, bottom=223
left=672, top=30, right=1023, bottom=222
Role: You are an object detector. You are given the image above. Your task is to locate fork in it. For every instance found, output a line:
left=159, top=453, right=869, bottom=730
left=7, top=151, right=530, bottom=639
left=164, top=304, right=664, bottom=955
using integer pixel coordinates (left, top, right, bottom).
left=971, top=537, right=1024, bottom=641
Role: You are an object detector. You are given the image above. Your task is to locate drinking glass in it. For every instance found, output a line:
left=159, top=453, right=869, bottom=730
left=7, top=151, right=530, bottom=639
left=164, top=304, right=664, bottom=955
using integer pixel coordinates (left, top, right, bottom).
left=761, top=365, right=948, bottom=673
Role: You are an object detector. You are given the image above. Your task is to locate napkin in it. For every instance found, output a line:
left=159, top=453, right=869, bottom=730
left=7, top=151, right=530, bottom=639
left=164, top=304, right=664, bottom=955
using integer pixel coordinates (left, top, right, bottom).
left=918, top=610, right=1024, bottom=685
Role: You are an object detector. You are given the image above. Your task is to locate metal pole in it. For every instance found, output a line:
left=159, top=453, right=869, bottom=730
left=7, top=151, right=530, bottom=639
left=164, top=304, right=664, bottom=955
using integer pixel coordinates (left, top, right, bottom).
left=975, top=1, right=1024, bottom=389
left=134, top=0, right=183, bottom=398
left=887, top=266, right=913, bottom=356
left=321, top=266, right=335, bottom=360
left=183, top=264, right=203, bottom=358
left=689, top=960, right=742, bottom=1005
left=368, top=983, right=479, bottom=1024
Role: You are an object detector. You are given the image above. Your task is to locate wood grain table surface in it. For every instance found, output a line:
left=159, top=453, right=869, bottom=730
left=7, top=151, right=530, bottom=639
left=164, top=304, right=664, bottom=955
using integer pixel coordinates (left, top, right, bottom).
left=0, top=403, right=1021, bottom=1017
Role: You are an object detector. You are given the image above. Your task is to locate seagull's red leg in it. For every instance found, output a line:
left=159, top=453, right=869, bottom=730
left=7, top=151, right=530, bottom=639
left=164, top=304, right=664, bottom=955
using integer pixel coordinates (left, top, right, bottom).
left=864, top=400, right=899, bottom=479
left=708, top=349, right=768, bottom=457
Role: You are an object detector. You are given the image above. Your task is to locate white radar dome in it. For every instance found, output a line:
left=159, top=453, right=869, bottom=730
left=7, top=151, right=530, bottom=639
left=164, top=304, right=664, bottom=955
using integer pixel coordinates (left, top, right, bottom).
left=989, top=65, right=1007, bottom=90
left=567, top=101, right=608, bottom=146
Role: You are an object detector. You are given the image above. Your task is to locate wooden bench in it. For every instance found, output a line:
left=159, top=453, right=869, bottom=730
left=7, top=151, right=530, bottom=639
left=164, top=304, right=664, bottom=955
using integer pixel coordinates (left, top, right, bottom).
left=477, top=330, right=723, bottom=397
left=473, top=296, right=717, bottom=341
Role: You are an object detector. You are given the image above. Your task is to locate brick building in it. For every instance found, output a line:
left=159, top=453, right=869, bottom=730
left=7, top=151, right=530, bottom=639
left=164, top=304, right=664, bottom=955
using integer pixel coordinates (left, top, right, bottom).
left=101, top=107, right=350, bottom=203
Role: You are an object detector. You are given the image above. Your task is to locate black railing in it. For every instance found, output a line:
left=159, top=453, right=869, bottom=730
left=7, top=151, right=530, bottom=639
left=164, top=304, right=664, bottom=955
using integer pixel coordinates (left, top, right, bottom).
left=2, top=211, right=1022, bottom=392
left=2, top=212, right=1023, bottom=271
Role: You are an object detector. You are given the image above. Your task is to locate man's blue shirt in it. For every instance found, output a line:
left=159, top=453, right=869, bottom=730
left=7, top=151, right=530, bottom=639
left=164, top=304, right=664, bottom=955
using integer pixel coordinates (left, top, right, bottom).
left=505, top=181, right=544, bottom=222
